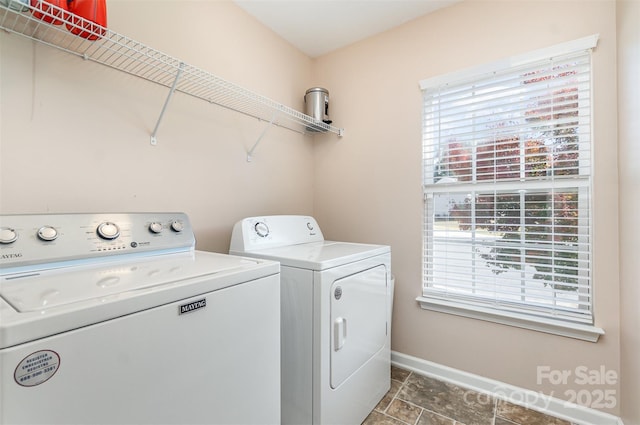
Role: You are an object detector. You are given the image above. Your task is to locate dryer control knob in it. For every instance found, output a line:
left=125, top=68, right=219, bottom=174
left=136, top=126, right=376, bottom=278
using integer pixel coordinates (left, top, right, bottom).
left=334, top=286, right=343, bottom=300
left=170, top=221, right=184, bottom=232
left=0, top=227, right=18, bottom=244
left=149, top=222, right=163, bottom=234
left=37, top=226, right=58, bottom=241
left=97, top=222, right=120, bottom=240
left=254, top=222, right=269, bottom=238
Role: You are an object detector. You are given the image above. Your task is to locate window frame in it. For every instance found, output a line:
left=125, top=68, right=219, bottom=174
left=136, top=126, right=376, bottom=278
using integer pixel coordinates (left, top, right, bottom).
left=416, top=35, right=604, bottom=342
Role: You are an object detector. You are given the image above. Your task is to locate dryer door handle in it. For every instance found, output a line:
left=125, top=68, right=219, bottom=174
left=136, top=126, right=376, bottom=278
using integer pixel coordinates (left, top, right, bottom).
left=334, top=317, right=347, bottom=351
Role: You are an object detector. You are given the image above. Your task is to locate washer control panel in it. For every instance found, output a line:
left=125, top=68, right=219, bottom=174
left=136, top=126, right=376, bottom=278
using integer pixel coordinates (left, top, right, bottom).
left=0, top=212, right=195, bottom=270
left=229, top=215, right=324, bottom=252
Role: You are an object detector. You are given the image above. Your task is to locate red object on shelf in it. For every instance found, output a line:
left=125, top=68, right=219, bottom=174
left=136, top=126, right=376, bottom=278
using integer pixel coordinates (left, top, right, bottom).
left=30, top=0, right=68, bottom=26
left=66, top=0, right=107, bottom=40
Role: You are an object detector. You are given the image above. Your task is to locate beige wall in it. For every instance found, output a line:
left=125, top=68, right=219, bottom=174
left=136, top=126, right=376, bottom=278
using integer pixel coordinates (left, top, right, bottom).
left=313, top=0, right=622, bottom=414
left=0, top=0, right=316, bottom=253
left=1, top=0, right=633, bottom=419
left=617, top=0, right=640, bottom=424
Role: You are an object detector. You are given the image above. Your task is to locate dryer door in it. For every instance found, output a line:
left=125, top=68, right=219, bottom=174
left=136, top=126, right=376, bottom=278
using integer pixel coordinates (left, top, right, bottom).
left=329, top=264, right=387, bottom=389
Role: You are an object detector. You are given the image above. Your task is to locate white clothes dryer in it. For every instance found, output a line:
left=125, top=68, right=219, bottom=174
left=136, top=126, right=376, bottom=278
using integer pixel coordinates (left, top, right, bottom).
left=0, top=212, right=280, bottom=425
left=230, top=215, right=391, bottom=425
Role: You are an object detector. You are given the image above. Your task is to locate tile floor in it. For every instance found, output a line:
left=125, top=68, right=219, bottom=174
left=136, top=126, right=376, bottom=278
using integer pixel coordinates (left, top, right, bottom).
left=362, top=366, right=577, bottom=425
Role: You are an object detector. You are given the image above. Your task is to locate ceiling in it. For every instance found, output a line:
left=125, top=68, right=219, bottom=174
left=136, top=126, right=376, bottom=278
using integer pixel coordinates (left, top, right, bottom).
left=233, top=0, right=460, bottom=58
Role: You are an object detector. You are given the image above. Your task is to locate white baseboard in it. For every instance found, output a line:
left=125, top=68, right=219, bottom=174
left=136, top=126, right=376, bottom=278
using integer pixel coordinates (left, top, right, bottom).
left=391, top=351, right=624, bottom=425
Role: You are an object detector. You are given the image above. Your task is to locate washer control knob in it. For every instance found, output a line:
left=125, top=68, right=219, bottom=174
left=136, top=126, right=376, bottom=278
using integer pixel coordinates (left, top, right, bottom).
left=0, top=227, right=18, bottom=244
left=149, top=222, right=163, bottom=234
left=37, top=226, right=58, bottom=241
left=97, top=222, right=120, bottom=240
left=254, top=222, right=269, bottom=238
left=170, top=220, right=184, bottom=232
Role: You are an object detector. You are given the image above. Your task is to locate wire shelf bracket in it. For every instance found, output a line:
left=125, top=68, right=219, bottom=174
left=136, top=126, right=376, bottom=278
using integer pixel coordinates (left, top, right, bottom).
left=0, top=0, right=345, bottom=151
left=247, top=113, right=278, bottom=162
left=150, top=62, right=185, bottom=146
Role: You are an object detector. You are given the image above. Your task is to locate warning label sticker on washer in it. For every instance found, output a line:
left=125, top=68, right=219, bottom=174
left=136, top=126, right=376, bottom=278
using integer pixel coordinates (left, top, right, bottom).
left=14, top=350, right=60, bottom=387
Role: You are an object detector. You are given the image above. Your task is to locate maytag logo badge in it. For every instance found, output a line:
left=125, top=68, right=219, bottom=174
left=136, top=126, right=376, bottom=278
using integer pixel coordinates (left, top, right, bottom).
left=179, top=298, right=206, bottom=315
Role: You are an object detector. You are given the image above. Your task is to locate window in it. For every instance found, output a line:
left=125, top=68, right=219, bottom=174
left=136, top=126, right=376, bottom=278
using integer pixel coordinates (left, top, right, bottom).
left=418, top=36, right=604, bottom=342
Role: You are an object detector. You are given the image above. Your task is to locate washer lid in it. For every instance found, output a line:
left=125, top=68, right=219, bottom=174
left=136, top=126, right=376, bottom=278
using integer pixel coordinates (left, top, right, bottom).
left=0, top=251, right=263, bottom=312
left=0, top=251, right=279, bottom=348
left=231, top=241, right=390, bottom=270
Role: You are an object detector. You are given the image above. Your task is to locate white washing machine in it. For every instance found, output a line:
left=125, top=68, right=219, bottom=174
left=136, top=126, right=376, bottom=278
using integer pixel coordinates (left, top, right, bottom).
left=229, top=215, right=391, bottom=425
left=0, top=212, right=280, bottom=425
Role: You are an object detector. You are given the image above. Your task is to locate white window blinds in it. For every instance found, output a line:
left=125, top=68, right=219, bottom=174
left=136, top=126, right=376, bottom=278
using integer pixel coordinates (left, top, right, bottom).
left=421, top=37, right=597, bottom=325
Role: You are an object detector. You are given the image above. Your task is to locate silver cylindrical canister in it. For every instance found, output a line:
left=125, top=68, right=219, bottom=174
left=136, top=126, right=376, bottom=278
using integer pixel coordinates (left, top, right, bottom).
left=304, top=87, right=332, bottom=127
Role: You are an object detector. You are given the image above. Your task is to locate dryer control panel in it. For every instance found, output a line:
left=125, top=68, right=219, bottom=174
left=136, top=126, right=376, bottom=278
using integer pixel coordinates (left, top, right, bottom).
left=229, top=215, right=324, bottom=252
left=0, top=212, right=195, bottom=271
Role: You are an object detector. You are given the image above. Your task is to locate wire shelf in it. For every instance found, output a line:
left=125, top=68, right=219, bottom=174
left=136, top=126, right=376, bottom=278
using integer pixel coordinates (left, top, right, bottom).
left=0, top=0, right=344, bottom=142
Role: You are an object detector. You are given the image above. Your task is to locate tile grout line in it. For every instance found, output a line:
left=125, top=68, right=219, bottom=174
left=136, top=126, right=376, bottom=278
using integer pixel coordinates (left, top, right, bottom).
left=412, top=405, right=423, bottom=425
left=383, top=370, right=420, bottom=425
left=381, top=378, right=406, bottom=414
left=397, top=371, right=421, bottom=425
left=390, top=369, right=475, bottom=425
left=493, top=396, right=497, bottom=425
left=392, top=370, right=452, bottom=425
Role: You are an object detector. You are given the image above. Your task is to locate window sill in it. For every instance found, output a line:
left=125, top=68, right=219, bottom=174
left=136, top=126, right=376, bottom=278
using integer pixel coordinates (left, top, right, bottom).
left=416, top=296, right=604, bottom=342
